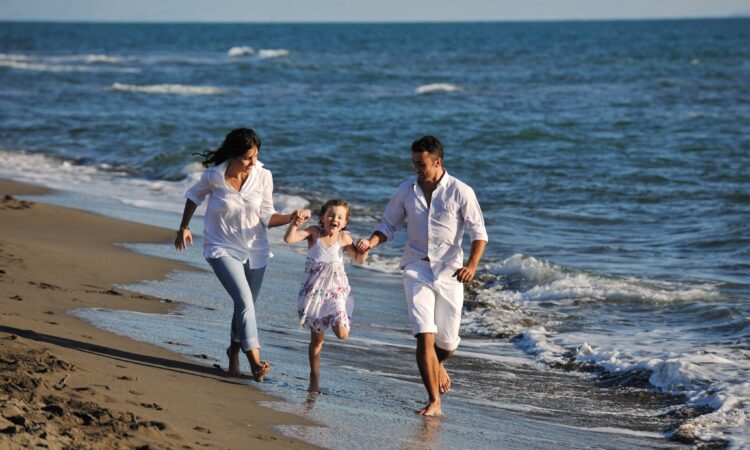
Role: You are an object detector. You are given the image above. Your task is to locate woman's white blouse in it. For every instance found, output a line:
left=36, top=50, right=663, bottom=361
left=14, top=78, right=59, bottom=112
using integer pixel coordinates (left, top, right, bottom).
left=185, top=160, right=276, bottom=268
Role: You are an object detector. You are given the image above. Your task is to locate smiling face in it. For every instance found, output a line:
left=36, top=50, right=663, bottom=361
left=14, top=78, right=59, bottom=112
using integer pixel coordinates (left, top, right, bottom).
left=230, top=146, right=259, bottom=174
left=320, top=205, right=349, bottom=234
left=411, top=150, right=443, bottom=183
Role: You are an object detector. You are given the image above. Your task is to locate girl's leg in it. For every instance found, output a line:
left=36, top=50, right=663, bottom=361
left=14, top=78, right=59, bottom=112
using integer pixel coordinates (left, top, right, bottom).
left=207, top=257, right=267, bottom=379
left=332, top=325, right=349, bottom=340
left=309, top=330, right=325, bottom=393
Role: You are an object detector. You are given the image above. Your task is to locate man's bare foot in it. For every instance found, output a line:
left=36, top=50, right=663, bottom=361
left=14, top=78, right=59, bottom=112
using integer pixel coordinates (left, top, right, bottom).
left=226, top=347, right=241, bottom=376
left=438, top=364, right=451, bottom=393
left=251, top=361, right=270, bottom=382
left=415, top=400, right=442, bottom=416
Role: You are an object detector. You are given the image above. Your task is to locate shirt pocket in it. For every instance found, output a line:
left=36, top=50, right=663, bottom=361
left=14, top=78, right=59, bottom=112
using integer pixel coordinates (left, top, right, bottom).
left=433, top=202, right=459, bottom=222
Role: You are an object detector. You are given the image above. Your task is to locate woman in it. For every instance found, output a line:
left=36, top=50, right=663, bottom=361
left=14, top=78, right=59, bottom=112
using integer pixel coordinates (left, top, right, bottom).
left=175, top=128, right=305, bottom=381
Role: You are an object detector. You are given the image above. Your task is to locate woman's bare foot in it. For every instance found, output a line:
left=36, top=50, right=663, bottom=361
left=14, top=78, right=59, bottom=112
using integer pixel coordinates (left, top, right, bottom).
left=416, top=400, right=442, bottom=416
left=226, top=346, right=241, bottom=376
left=251, top=361, right=270, bottom=382
left=438, top=364, right=451, bottom=393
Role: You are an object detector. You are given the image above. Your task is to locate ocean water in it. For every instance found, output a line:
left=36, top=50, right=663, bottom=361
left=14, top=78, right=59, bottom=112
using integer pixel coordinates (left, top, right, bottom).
left=1, top=19, right=749, bottom=447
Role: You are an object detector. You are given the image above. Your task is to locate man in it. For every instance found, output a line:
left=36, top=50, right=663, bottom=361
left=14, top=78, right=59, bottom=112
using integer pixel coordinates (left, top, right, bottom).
left=356, top=135, right=488, bottom=416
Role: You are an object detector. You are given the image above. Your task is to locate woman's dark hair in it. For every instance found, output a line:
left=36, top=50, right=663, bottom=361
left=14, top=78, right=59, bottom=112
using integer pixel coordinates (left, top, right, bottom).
left=318, top=199, right=350, bottom=230
left=196, top=128, right=261, bottom=168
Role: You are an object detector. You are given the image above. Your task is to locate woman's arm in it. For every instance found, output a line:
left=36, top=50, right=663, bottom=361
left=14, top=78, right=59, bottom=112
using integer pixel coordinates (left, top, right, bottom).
left=269, top=211, right=299, bottom=228
left=175, top=199, right=198, bottom=251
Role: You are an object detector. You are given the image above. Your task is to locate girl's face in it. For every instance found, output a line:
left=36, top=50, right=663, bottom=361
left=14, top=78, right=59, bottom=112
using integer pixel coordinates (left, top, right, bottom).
left=321, top=205, right=349, bottom=233
left=231, top=146, right=259, bottom=174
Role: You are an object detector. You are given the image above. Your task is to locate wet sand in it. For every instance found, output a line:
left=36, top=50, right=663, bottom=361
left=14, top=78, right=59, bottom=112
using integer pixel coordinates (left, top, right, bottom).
left=0, top=179, right=316, bottom=449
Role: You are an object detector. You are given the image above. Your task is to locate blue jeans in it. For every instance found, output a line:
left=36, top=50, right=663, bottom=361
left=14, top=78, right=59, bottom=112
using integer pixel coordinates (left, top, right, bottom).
left=207, top=256, right=266, bottom=352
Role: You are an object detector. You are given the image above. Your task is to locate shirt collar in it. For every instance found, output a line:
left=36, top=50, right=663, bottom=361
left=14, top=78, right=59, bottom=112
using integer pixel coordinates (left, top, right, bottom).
left=410, top=169, right=450, bottom=189
left=207, top=160, right=265, bottom=186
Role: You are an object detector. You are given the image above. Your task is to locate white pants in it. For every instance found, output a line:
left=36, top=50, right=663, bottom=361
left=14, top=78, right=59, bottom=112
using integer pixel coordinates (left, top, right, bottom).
left=402, top=260, right=463, bottom=351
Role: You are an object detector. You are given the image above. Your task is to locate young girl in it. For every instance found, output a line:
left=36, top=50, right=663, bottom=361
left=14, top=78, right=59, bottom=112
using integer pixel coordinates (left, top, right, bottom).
left=283, top=199, right=367, bottom=393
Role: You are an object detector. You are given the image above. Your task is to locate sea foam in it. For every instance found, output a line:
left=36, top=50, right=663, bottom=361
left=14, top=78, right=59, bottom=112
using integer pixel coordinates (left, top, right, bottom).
left=0, top=149, right=308, bottom=217
left=258, top=49, right=291, bottom=59
left=110, top=83, right=227, bottom=96
left=415, top=83, right=461, bottom=94
left=0, top=53, right=137, bottom=73
left=227, top=46, right=255, bottom=57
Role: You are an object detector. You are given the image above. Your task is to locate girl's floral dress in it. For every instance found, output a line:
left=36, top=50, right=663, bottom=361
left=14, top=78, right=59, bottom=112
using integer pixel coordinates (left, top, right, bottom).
left=297, top=233, right=353, bottom=332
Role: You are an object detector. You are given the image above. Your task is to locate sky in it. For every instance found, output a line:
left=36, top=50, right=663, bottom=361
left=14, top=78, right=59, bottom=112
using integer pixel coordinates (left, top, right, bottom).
left=0, top=0, right=749, bottom=22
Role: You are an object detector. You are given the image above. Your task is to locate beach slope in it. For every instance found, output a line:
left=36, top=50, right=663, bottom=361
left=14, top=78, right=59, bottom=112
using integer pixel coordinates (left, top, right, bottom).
left=0, top=180, right=314, bottom=449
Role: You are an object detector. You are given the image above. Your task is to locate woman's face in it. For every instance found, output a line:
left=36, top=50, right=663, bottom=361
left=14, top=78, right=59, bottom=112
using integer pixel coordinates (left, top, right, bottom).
left=231, top=146, right=259, bottom=174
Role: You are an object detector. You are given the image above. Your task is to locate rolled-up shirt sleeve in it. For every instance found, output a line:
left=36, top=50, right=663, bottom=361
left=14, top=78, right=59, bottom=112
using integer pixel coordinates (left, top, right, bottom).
left=259, top=172, right=277, bottom=228
left=185, top=171, right=212, bottom=206
left=461, top=187, right=488, bottom=243
left=375, top=187, right=407, bottom=242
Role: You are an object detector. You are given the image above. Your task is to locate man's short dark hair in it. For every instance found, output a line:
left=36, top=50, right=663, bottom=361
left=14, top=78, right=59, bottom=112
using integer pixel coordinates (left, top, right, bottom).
left=411, top=135, right=444, bottom=160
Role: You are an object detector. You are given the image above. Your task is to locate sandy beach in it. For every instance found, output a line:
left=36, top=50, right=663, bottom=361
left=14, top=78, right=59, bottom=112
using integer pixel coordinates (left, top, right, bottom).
left=0, top=179, right=315, bottom=449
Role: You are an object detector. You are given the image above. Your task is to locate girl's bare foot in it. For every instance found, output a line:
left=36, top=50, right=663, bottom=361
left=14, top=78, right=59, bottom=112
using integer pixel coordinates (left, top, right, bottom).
left=308, top=371, right=321, bottom=393
left=416, top=400, right=442, bottom=416
left=438, top=364, right=451, bottom=393
left=226, top=346, right=241, bottom=376
left=251, top=361, right=270, bottom=382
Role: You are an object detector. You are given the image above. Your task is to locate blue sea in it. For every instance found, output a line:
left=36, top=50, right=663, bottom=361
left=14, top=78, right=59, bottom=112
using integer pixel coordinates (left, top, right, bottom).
left=1, top=20, right=749, bottom=448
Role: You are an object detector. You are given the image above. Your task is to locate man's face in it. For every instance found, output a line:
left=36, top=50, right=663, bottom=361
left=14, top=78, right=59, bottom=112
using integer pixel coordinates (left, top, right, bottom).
left=412, top=151, right=442, bottom=182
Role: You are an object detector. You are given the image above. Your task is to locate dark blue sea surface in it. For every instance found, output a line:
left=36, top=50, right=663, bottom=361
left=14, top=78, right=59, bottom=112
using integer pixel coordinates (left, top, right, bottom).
left=1, top=19, right=748, bottom=447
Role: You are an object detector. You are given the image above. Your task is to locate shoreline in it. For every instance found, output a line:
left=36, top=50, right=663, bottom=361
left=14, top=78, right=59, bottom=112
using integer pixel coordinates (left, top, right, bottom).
left=0, top=179, right=316, bottom=449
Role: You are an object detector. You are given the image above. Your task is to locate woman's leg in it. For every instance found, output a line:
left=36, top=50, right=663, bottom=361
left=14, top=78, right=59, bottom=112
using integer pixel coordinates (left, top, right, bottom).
left=309, top=330, right=325, bottom=393
left=207, top=257, right=266, bottom=378
left=242, top=264, right=269, bottom=380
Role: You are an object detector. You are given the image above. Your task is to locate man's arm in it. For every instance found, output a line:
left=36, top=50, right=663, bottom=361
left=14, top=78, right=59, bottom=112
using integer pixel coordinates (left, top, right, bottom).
left=356, top=184, right=407, bottom=253
left=452, top=239, right=487, bottom=283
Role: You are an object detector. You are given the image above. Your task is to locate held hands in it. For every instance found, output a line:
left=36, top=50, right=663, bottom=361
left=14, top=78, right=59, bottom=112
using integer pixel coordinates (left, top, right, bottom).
left=291, top=209, right=311, bottom=227
left=355, top=238, right=371, bottom=254
left=174, top=228, right=193, bottom=252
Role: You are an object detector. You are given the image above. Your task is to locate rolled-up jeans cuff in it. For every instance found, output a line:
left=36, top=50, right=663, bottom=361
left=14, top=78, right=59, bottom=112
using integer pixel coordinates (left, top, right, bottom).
left=241, top=338, right=260, bottom=352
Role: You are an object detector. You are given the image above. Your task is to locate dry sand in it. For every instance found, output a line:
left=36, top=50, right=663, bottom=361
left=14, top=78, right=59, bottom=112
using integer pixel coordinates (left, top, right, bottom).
left=0, top=179, right=316, bottom=449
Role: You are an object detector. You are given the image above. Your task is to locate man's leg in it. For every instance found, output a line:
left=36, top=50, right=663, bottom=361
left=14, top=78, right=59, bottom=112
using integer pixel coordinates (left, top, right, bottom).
left=433, top=279, right=464, bottom=394
left=403, top=261, right=441, bottom=415
left=416, top=332, right=442, bottom=416
left=434, top=346, right=454, bottom=393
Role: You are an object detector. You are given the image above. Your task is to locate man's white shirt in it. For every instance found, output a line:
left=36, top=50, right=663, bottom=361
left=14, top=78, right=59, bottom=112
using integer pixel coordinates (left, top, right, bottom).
left=185, top=160, right=276, bottom=268
left=376, top=170, right=488, bottom=280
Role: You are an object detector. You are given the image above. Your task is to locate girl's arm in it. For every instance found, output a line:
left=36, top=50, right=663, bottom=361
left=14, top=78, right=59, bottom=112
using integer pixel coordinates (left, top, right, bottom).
left=342, top=234, right=368, bottom=265
left=283, top=211, right=315, bottom=244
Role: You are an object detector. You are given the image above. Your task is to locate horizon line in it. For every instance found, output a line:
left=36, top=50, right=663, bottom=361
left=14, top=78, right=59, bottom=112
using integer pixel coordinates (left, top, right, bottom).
left=0, top=14, right=748, bottom=25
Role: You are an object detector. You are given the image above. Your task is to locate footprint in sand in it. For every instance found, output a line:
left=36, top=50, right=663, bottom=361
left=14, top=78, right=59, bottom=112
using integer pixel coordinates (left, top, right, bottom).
left=140, top=402, right=163, bottom=411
